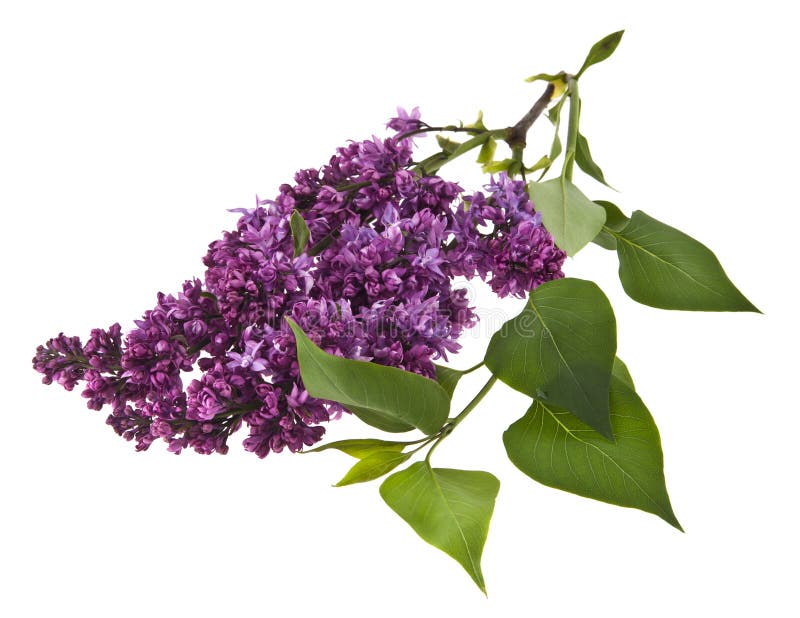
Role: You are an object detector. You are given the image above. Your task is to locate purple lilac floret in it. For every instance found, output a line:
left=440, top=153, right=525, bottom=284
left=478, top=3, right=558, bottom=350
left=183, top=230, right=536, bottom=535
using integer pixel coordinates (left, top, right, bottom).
left=32, top=107, right=566, bottom=458
left=448, top=173, right=567, bottom=298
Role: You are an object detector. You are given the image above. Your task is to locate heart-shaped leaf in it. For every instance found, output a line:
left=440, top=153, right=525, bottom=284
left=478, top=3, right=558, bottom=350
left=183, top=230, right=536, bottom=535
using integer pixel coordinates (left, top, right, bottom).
left=485, top=278, right=617, bottom=439
left=287, top=319, right=450, bottom=435
left=614, top=211, right=759, bottom=312
left=504, top=377, right=681, bottom=530
left=528, top=178, right=606, bottom=256
left=380, top=462, right=500, bottom=594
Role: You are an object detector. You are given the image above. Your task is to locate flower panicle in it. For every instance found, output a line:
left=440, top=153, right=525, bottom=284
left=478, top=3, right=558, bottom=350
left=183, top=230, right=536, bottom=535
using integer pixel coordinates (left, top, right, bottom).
left=33, top=110, right=565, bottom=458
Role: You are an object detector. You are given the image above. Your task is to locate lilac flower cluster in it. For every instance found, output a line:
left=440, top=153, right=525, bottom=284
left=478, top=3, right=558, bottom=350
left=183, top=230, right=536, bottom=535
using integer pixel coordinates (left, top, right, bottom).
left=33, top=109, right=566, bottom=458
left=449, top=175, right=566, bottom=298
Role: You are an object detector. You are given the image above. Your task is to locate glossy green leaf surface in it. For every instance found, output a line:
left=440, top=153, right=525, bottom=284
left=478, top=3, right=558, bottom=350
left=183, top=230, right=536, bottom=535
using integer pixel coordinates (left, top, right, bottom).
left=290, top=210, right=310, bottom=257
left=528, top=178, right=606, bottom=256
left=287, top=319, right=450, bottom=435
left=504, top=377, right=681, bottom=530
left=615, top=211, right=759, bottom=312
left=576, top=30, right=625, bottom=77
left=380, top=462, right=500, bottom=593
left=336, top=450, right=412, bottom=486
left=484, top=278, right=616, bottom=438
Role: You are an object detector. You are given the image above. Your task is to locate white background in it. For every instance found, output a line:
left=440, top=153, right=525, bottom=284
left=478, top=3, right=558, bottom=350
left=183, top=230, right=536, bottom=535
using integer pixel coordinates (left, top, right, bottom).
left=2, top=1, right=798, bottom=615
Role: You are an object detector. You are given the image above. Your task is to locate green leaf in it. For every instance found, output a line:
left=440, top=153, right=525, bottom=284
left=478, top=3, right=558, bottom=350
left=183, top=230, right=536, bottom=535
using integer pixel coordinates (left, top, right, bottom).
left=524, top=72, right=564, bottom=83
left=466, top=111, right=487, bottom=131
left=547, top=98, right=564, bottom=125
left=548, top=112, right=563, bottom=160
left=525, top=155, right=551, bottom=173
left=614, top=211, right=760, bottom=312
left=503, top=377, right=682, bottom=530
left=304, top=438, right=407, bottom=458
left=482, top=158, right=514, bottom=174
left=548, top=133, right=562, bottom=161
left=592, top=200, right=629, bottom=250
left=524, top=73, right=567, bottom=99
left=336, top=450, right=412, bottom=486
left=434, top=364, right=465, bottom=399
left=575, top=132, right=612, bottom=188
left=286, top=319, right=450, bottom=434
left=534, top=97, right=567, bottom=180
left=380, top=462, right=500, bottom=594
left=528, top=177, right=607, bottom=256
left=484, top=278, right=617, bottom=439
left=576, top=30, right=625, bottom=78
left=436, top=135, right=462, bottom=154
left=476, top=137, right=497, bottom=165
left=289, top=210, right=310, bottom=258
left=612, top=357, right=635, bottom=391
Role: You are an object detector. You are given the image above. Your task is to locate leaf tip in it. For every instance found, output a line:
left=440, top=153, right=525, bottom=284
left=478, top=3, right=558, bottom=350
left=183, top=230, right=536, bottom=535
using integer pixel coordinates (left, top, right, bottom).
left=662, top=510, right=684, bottom=532
left=599, top=425, right=616, bottom=443
left=593, top=409, right=615, bottom=442
left=470, top=571, right=488, bottom=596
left=743, top=299, right=763, bottom=314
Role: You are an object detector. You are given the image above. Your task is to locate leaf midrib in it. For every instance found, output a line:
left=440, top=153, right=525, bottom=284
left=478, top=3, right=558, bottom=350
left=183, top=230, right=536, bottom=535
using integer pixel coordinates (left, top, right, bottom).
left=427, top=465, right=483, bottom=589
left=613, top=226, right=727, bottom=299
left=538, top=400, right=670, bottom=518
left=527, top=299, right=594, bottom=412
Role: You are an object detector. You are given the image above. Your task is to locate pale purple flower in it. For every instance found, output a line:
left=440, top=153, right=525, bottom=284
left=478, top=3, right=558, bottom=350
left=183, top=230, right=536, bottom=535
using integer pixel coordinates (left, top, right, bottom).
left=226, top=342, right=268, bottom=373
left=386, top=106, right=422, bottom=134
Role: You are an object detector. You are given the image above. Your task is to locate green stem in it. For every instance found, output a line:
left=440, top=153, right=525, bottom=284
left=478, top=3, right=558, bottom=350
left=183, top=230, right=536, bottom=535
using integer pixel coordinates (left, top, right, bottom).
left=426, top=375, right=498, bottom=462
left=450, top=375, right=498, bottom=426
left=563, top=77, right=580, bottom=181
